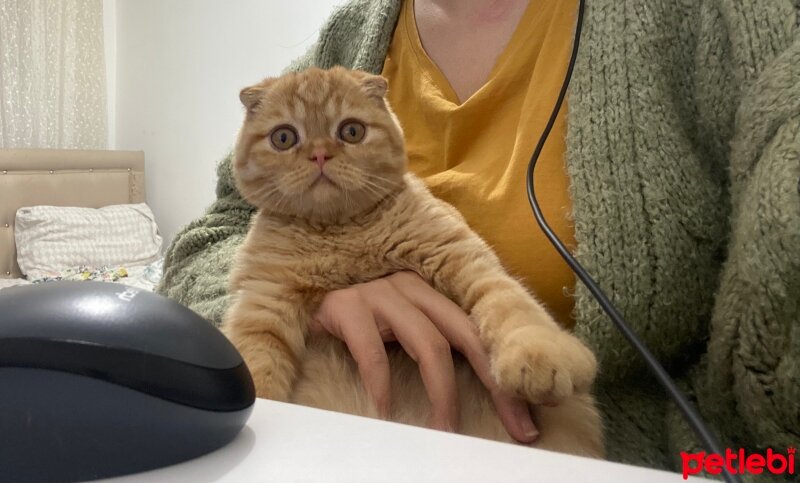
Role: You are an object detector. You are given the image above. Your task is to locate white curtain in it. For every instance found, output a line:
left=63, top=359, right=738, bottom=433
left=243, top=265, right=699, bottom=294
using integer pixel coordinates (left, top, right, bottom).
left=0, top=0, right=107, bottom=149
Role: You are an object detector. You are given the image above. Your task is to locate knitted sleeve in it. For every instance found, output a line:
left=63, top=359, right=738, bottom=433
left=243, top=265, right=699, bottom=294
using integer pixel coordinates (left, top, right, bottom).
left=692, top=15, right=800, bottom=452
left=156, top=154, right=253, bottom=325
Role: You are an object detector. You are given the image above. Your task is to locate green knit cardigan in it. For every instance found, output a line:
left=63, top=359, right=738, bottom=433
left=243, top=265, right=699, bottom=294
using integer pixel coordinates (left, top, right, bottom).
left=159, top=0, right=800, bottom=477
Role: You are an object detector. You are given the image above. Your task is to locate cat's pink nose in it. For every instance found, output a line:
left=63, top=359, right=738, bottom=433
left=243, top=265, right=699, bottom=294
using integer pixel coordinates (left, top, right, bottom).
left=308, top=148, right=333, bottom=169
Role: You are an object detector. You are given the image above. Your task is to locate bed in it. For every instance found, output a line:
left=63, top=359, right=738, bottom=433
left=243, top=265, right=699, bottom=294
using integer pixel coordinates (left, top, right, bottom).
left=0, top=149, right=163, bottom=292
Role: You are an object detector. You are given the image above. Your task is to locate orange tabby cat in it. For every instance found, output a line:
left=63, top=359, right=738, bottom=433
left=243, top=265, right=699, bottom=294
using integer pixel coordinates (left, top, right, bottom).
left=225, top=67, right=604, bottom=457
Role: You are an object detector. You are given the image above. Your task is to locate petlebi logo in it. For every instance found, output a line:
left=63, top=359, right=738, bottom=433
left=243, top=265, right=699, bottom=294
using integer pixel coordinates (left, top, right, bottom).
left=681, top=447, right=796, bottom=479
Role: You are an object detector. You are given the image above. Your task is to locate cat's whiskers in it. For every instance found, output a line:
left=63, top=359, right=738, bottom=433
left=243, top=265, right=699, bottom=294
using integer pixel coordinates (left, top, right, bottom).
left=357, top=177, right=391, bottom=195
left=342, top=184, right=354, bottom=213
left=246, top=181, right=285, bottom=209
left=336, top=164, right=401, bottom=191
left=263, top=186, right=289, bottom=213
left=260, top=172, right=307, bottom=215
left=358, top=181, right=401, bottom=208
left=251, top=181, right=281, bottom=200
left=356, top=169, right=403, bottom=186
left=353, top=170, right=402, bottom=198
left=284, top=170, right=314, bottom=193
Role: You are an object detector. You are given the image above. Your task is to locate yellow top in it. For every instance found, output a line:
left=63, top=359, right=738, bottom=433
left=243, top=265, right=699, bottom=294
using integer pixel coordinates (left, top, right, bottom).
left=382, top=0, right=579, bottom=328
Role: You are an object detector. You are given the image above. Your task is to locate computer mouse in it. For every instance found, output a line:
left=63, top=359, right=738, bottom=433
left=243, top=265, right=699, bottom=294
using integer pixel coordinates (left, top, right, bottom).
left=0, top=281, right=256, bottom=482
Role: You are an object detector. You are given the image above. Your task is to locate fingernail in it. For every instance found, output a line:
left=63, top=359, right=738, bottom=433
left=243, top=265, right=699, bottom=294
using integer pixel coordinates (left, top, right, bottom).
left=428, top=417, right=455, bottom=433
left=520, top=414, right=539, bottom=441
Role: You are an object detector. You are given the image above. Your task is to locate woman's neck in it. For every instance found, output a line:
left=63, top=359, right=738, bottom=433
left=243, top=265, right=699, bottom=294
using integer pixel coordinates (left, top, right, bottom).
left=420, top=0, right=526, bottom=21
left=413, top=0, right=530, bottom=103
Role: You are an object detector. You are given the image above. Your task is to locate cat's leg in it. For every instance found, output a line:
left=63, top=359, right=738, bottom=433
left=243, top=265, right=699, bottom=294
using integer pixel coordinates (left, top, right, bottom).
left=409, top=225, right=597, bottom=408
left=223, top=288, right=308, bottom=401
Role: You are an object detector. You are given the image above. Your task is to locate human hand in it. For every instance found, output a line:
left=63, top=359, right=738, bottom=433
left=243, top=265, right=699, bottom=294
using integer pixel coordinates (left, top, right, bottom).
left=311, top=271, right=540, bottom=443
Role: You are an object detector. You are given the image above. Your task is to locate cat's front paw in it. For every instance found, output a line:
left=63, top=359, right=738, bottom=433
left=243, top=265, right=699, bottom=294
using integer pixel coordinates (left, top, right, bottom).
left=492, top=325, right=597, bottom=405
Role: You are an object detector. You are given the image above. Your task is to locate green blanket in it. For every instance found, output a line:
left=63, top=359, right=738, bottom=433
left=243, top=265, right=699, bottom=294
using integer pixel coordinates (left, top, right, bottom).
left=159, top=0, right=799, bottom=479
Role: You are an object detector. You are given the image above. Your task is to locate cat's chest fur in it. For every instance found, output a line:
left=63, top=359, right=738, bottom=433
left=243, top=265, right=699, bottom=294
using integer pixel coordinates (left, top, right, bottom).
left=235, top=175, right=463, bottom=307
left=290, top=218, right=406, bottom=287
left=242, top=183, right=427, bottom=296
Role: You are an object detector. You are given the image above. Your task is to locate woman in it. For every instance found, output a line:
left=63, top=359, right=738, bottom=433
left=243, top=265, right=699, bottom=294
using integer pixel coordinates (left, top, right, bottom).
left=159, top=0, right=799, bottom=473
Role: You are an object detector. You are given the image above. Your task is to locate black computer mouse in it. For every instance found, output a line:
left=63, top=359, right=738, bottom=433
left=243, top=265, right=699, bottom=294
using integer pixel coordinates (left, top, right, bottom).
left=0, top=281, right=256, bottom=482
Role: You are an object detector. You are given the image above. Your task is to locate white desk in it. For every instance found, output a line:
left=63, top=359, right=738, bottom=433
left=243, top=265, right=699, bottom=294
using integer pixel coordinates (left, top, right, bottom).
left=107, top=399, right=707, bottom=482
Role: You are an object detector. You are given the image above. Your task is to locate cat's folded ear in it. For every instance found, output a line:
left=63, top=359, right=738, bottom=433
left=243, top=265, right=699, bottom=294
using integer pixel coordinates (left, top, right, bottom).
left=359, top=74, right=388, bottom=101
left=239, top=78, right=276, bottom=113
left=239, top=87, right=263, bottom=112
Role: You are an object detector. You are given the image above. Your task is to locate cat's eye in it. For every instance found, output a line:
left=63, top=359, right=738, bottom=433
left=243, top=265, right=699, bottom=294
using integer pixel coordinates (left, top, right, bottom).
left=338, top=120, right=366, bottom=144
left=270, top=125, right=298, bottom=151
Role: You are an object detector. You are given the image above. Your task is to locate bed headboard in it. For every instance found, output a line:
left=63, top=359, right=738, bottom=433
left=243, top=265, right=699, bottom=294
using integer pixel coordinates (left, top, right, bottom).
left=0, top=149, right=145, bottom=279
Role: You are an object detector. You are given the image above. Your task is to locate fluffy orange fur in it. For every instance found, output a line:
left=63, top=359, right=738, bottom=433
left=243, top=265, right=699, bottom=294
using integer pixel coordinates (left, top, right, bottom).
left=225, top=67, right=604, bottom=457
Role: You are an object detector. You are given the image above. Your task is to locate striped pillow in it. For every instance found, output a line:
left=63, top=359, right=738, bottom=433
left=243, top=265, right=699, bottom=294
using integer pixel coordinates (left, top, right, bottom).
left=15, top=203, right=162, bottom=280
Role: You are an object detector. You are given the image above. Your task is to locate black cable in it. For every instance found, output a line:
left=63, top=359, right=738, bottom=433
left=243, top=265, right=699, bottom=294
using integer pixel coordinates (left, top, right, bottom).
left=525, top=1, right=741, bottom=482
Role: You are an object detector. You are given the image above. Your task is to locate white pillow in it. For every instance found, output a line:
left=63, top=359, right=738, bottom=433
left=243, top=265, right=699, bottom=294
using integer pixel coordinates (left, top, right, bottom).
left=15, top=203, right=162, bottom=280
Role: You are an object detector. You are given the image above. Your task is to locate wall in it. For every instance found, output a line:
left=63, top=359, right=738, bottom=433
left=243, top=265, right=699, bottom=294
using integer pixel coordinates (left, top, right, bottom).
left=103, top=0, right=116, bottom=148
left=114, top=0, right=339, bottom=244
